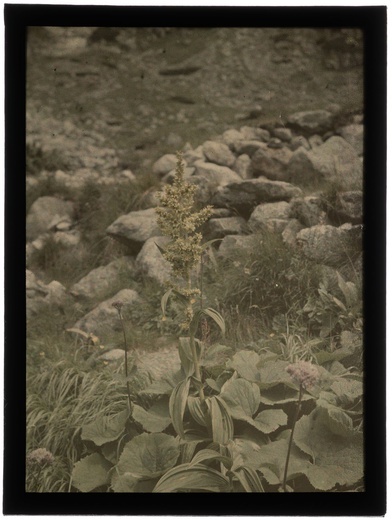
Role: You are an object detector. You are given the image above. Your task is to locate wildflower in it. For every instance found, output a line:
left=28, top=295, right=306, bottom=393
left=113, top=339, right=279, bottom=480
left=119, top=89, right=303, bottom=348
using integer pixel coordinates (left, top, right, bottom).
left=286, top=360, right=320, bottom=389
left=26, top=448, right=54, bottom=468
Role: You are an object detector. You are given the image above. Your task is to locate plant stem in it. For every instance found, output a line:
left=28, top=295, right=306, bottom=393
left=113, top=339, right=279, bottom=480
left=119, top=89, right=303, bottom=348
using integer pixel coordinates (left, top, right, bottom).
left=118, top=309, right=132, bottom=413
left=282, top=384, right=303, bottom=492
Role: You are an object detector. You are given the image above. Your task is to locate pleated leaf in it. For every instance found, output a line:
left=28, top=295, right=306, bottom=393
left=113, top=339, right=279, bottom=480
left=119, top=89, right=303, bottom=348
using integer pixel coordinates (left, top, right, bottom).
left=153, top=463, right=230, bottom=493
left=206, top=396, right=234, bottom=445
left=169, top=378, right=191, bottom=438
left=234, top=466, right=264, bottom=492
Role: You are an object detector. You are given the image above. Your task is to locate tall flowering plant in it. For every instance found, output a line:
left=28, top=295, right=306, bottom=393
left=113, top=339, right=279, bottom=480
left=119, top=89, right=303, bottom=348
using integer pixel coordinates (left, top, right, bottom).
left=156, top=152, right=225, bottom=405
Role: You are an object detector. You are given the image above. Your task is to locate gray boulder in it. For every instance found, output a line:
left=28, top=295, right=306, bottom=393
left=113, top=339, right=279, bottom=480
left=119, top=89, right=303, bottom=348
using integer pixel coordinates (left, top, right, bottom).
left=296, top=224, right=362, bottom=267
left=334, top=191, right=363, bottom=224
left=287, top=137, right=363, bottom=188
left=73, top=289, right=142, bottom=338
left=152, top=154, right=177, bottom=176
left=218, top=234, right=259, bottom=259
left=211, top=177, right=302, bottom=217
left=222, top=128, right=245, bottom=148
left=183, top=145, right=205, bottom=166
left=204, top=217, right=249, bottom=240
left=193, top=160, right=242, bottom=186
left=70, top=256, right=136, bottom=302
left=287, top=109, right=334, bottom=134
left=202, top=141, right=236, bottom=167
left=272, top=127, right=292, bottom=142
left=251, top=146, right=293, bottom=181
left=26, top=270, right=69, bottom=319
left=232, top=140, right=267, bottom=157
left=248, top=201, right=291, bottom=232
left=27, top=196, right=74, bottom=241
left=106, top=207, right=161, bottom=253
left=240, top=126, right=270, bottom=142
left=136, top=236, right=172, bottom=285
left=337, top=124, right=364, bottom=156
left=289, top=196, right=328, bottom=227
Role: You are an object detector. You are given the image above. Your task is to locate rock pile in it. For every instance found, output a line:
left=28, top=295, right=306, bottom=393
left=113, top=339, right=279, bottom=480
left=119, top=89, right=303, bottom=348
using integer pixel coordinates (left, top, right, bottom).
left=26, top=108, right=363, bottom=379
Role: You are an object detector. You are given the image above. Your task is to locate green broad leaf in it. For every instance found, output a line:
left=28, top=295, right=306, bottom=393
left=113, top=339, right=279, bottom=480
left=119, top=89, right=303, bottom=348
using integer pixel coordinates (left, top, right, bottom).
left=202, top=308, right=226, bottom=336
left=256, top=438, right=310, bottom=483
left=189, top=448, right=232, bottom=469
left=293, top=411, right=364, bottom=490
left=226, top=350, right=260, bottom=381
left=169, top=378, right=191, bottom=438
left=336, top=271, right=359, bottom=308
left=81, top=409, right=129, bottom=447
left=313, top=344, right=356, bottom=365
left=205, top=378, right=221, bottom=392
left=139, top=370, right=185, bottom=397
left=259, top=384, right=314, bottom=406
left=117, top=432, right=180, bottom=479
left=132, top=399, right=171, bottom=433
left=160, top=288, right=172, bottom=316
left=206, top=396, right=234, bottom=445
left=111, top=472, right=158, bottom=492
left=257, top=360, right=294, bottom=390
left=331, top=379, right=363, bottom=405
left=153, top=463, right=230, bottom=493
left=187, top=396, right=208, bottom=427
left=234, top=466, right=264, bottom=492
left=111, top=472, right=139, bottom=492
left=203, top=344, right=232, bottom=368
left=178, top=337, right=202, bottom=377
left=251, top=409, right=287, bottom=434
left=179, top=439, right=204, bottom=464
left=220, top=378, right=260, bottom=419
left=72, top=453, right=112, bottom=492
left=316, top=398, right=354, bottom=437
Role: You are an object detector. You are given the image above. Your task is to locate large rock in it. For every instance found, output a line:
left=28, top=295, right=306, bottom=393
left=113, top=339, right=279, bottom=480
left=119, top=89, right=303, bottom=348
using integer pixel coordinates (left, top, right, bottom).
left=287, top=137, right=363, bottom=188
left=70, top=256, right=136, bottom=302
left=272, top=127, right=292, bottom=142
left=232, top=140, right=267, bottom=157
left=222, top=128, right=244, bottom=147
left=26, top=196, right=74, bottom=241
left=26, top=270, right=69, bottom=319
left=289, top=196, right=328, bottom=227
left=152, top=154, right=177, bottom=176
left=218, top=234, right=259, bottom=259
left=248, top=201, right=291, bottom=232
left=73, top=289, right=142, bottom=338
left=136, top=236, right=172, bottom=285
left=337, top=124, right=364, bottom=156
left=251, top=146, right=293, bottom=181
left=287, top=109, right=334, bottom=134
left=202, top=141, right=236, bottom=167
left=240, top=126, right=270, bottom=142
left=333, top=191, right=363, bottom=224
left=296, top=224, right=362, bottom=267
left=193, top=160, right=242, bottom=186
left=106, top=207, right=161, bottom=253
left=211, top=177, right=302, bottom=217
left=204, top=217, right=249, bottom=240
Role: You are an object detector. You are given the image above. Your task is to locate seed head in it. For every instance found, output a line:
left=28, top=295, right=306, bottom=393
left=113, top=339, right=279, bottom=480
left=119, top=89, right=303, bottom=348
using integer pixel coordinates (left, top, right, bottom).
left=286, top=360, right=320, bottom=389
left=26, top=448, right=54, bottom=468
left=112, top=301, right=124, bottom=312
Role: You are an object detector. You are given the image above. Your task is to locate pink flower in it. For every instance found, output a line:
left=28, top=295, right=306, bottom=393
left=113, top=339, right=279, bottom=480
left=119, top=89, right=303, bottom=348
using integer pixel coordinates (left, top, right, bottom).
left=286, top=361, right=320, bottom=389
left=26, top=448, right=54, bottom=468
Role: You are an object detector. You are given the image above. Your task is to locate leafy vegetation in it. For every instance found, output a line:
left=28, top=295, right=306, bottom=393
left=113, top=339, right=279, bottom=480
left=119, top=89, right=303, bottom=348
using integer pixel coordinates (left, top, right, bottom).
left=26, top=154, right=363, bottom=494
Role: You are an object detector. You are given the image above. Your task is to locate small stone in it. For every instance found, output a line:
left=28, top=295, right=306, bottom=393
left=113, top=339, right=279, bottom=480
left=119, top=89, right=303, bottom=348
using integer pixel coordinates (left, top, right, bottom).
left=287, top=109, right=334, bottom=134
left=232, top=154, right=252, bottom=179
left=308, top=135, right=324, bottom=148
left=272, top=127, right=292, bottom=142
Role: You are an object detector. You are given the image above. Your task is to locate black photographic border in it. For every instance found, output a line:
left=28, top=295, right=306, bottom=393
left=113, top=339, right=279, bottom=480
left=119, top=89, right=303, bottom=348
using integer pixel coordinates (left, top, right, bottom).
left=4, top=4, right=386, bottom=516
